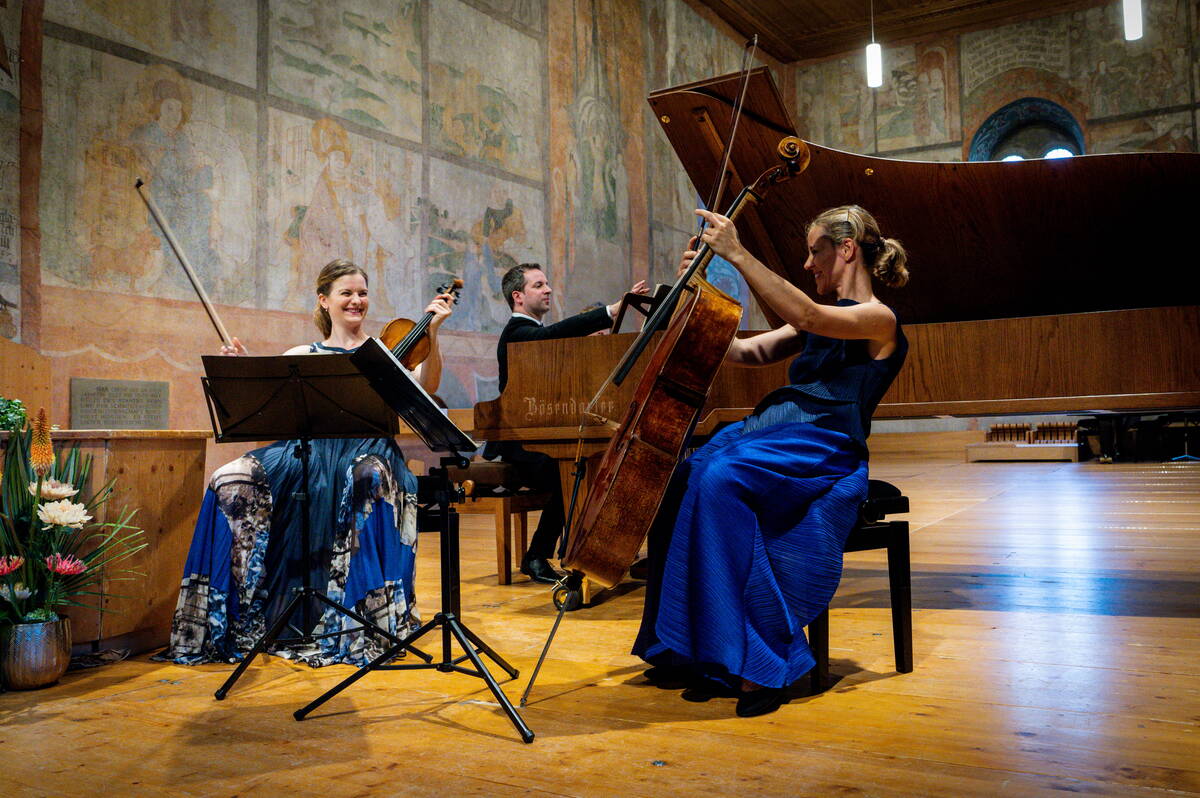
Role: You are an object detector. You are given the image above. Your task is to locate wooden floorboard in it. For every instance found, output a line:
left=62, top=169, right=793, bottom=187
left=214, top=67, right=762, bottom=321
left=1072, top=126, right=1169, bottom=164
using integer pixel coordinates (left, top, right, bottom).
left=3, top=455, right=1198, bottom=797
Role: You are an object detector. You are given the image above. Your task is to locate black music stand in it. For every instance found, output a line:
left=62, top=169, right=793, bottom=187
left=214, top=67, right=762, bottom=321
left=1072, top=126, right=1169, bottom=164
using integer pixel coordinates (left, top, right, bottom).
left=291, top=338, right=534, bottom=743
left=202, top=354, right=434, bottom=701
left=611, top=283, right=671, bottom=333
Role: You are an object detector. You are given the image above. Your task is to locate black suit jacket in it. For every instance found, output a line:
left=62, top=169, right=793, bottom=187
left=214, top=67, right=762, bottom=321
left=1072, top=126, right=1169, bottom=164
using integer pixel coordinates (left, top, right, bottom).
left=485, top=307, right=610, bottom=462
left=496, top=307, right=611, bottom=392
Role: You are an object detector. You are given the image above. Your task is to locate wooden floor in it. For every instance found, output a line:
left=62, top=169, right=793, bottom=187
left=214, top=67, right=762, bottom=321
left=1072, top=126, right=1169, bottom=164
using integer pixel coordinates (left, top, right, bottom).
left=3, top=447, right=1199, bottom=797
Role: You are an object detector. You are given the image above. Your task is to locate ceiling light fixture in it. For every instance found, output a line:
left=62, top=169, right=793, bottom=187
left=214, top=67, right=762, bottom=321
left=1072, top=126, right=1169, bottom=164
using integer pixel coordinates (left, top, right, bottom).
left=1123, top=0, right=1143, bottom=41
left=866, top=0, right=882, bottom=87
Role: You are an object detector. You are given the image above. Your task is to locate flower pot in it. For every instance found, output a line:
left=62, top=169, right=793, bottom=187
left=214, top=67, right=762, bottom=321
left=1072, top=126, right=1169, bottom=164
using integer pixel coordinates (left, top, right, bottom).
left=1, top=617, right=72, bottom=690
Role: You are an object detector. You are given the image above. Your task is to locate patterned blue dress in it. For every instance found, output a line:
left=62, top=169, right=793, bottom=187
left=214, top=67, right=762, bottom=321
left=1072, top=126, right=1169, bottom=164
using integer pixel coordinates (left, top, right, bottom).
left=633, top=301, right=907, bottom=688
left=160, top=343, right=420, bottom=667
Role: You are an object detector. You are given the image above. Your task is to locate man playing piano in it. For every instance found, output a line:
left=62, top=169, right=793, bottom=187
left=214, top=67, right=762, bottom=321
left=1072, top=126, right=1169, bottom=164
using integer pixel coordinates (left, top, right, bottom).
left=483, top=263, right=647, bottom=583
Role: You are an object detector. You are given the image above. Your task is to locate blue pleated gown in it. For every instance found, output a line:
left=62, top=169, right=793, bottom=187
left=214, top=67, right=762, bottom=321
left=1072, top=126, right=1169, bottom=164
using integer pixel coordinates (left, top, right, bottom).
left=634, top=302, right=907, bottom=688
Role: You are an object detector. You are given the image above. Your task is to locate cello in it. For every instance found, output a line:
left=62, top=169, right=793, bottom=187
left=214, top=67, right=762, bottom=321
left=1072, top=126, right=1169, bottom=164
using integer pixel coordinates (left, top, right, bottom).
left=562, top=136, right=811, bottom=588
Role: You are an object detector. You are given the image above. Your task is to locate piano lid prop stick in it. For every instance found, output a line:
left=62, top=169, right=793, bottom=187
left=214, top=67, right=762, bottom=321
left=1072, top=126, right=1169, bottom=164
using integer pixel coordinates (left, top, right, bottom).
left=134, top=177, right=233, bottom=346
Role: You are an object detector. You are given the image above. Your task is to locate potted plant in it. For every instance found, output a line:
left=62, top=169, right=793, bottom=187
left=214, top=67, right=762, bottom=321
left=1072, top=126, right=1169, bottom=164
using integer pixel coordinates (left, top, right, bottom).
left=0, top=405, right=145, bottom=689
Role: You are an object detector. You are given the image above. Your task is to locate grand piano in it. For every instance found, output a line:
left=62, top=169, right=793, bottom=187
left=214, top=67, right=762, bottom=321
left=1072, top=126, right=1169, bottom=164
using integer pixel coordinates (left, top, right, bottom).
left=475, top=68, right=1200, bottom=467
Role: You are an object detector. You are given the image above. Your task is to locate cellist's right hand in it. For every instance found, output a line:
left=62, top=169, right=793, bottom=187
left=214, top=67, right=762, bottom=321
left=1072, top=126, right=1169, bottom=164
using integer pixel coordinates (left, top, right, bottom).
left=220, top=337, right=248, bottom=356
left=677, top=236, right=700, bottom=278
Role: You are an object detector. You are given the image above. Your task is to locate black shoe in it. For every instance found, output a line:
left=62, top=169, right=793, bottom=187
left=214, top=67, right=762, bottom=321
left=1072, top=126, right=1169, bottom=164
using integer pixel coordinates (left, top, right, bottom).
left=643, top=665, right=692, bottom=689
left=520, top=556, right=563, bottom=585
left=735, top=686, right=788, bottom=717
left=681, top=681, right=738, bottom=702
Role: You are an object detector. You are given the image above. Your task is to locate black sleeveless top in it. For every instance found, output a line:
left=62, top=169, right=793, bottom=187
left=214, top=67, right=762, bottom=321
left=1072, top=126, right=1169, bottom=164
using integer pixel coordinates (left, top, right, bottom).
left=308, top=342, right=358, bottom=354
left=742, top=299, right=908, bottom=453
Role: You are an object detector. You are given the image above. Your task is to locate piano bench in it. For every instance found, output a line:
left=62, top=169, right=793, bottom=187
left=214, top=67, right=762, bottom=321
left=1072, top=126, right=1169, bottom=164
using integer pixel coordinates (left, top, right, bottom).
left=808, top=479, right=913, bottom=694
left=447, top=461, right=550, bottom=585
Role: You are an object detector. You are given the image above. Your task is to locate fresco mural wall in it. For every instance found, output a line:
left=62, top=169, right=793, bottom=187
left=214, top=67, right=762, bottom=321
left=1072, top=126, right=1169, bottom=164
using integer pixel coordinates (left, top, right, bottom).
left=7, top=0, right=698, bottom=429
left=642, top=0, right=771, bottom=328
left=0, top=1, right=19, bottom=342
left=547, top=0, right=647, bottom=319
left=7, top=0, right=1197, bottom=432
left=794, top=0, right=1199, bottom=160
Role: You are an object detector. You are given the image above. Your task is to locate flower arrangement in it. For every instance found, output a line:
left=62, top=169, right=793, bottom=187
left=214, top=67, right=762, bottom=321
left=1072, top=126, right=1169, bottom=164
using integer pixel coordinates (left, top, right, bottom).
left=0, top=396, right=26, bottom=433
left=0, top=407, right=145, bottom=625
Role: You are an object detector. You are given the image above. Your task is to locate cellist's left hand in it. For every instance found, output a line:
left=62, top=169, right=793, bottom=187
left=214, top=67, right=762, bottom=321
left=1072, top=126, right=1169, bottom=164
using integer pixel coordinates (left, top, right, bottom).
left=426, top=292, right=454, bottom=332
left=695, top=208, right=746, bottom=264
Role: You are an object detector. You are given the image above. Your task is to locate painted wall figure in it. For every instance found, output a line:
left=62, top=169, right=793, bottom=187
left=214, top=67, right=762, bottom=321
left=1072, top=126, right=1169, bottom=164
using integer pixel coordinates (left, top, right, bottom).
left=68, top=65, right=252, bottom=303
left=426, top=191, right=525, bottom=335
left=274, top=116, right=419, bottom=317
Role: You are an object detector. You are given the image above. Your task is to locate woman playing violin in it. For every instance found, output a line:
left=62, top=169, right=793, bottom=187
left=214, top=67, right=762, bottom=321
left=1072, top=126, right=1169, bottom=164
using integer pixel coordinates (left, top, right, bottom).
left=223, top=259, right=454, bottom=388
left=634, top=205, right=910, bottom=717
left=161, top=259, right=454, bottom=667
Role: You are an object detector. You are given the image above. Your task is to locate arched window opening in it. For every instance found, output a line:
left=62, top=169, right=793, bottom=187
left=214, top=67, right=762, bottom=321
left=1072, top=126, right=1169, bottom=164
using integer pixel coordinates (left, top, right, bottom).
left=969, top=98, right=1084, bottom=162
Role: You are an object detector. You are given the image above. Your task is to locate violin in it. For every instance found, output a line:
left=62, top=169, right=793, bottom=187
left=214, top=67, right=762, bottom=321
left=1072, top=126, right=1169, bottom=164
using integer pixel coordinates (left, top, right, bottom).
left=379, top=278, right=463, bottom=369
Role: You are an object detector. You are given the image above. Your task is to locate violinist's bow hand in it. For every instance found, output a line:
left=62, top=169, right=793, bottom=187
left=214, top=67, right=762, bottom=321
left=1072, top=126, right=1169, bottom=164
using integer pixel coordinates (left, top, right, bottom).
left=220, top=337, right=248, bottom=356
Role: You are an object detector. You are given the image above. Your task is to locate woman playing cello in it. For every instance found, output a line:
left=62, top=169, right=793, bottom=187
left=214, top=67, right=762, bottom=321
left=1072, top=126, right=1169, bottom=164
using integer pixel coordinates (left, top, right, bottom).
left=634, top=204, right=910, bottom=716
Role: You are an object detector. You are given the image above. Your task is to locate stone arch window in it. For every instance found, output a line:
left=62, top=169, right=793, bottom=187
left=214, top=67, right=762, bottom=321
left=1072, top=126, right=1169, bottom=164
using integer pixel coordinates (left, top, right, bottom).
left=969, top=98, right=1085, bottom=161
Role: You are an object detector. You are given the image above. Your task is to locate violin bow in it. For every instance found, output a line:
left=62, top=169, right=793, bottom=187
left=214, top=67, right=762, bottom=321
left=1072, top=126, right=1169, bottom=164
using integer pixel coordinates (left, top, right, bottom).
left=135, top=178, right=234, bottom=346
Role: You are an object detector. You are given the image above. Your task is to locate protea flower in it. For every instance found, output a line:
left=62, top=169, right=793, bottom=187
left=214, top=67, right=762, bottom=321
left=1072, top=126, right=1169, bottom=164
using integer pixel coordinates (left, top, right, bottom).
left=45, top=553, right=87, bottom=576
left=29, top=477, right=79, bottom=500
left=0, top=555, right=24, bottom=577
left=37, top=499, right=92, bottom=529
left=0, top=582, right=32, bottom=603
left=30, top=407, right=54, bottom=477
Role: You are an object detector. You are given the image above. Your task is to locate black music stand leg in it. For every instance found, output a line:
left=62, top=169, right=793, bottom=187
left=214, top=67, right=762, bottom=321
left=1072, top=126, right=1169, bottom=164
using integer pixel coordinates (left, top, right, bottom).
left=292, top=460, right=534, bottom=743
left=292, top=615, right=440, bottom=719
left=445, top=614, right=533, bottom=742
left=309, top=591, right=432, bottom=664
left=214, top=436, right=429, bottom=701
left=215, top=586, right=309, bottom=700
left=458, top=622, right=519, bottom=679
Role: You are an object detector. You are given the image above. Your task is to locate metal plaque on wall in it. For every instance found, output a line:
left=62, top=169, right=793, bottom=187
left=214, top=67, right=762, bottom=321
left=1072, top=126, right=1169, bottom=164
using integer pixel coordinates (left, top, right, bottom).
left=70, top=378, right=169, bottom=430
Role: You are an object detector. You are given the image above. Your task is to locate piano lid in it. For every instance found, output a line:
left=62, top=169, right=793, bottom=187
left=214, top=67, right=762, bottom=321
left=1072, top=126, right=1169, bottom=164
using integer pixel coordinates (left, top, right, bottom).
left=649, top=68, right=1200, bottom=326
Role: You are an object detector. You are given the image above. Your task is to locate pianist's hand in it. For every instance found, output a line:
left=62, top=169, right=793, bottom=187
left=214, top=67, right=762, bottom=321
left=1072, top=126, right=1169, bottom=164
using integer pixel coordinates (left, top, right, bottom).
left=220, top=337, right=248, bottom=356
left=607, top=280, right=650, bottom=318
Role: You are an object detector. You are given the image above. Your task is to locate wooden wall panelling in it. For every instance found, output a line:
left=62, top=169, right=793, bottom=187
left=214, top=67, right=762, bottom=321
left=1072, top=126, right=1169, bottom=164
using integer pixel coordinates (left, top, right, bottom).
left=0, top=337, right=51, bottom=414
left=56, top=431, right=208, bottom=654
left=879, top=306, right=1200, bottom=416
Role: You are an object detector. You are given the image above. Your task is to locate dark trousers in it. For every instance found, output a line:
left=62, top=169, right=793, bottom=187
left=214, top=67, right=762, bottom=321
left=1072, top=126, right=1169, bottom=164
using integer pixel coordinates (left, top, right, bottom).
left=485, top=442, right=565, bottom=560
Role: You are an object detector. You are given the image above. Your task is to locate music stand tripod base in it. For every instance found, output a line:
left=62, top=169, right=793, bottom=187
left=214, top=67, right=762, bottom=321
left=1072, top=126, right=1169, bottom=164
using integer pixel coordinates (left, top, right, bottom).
left=289, top=339, right=533, bottom=742
left=293, top=456, right=535, bottom=743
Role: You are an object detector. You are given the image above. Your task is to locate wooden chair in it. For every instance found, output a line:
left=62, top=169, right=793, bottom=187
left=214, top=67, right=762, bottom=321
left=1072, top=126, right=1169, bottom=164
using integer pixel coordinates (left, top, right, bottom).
left=447, top=460, right=550, bottom=585
left=808, top=479, right=912, bottom=693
